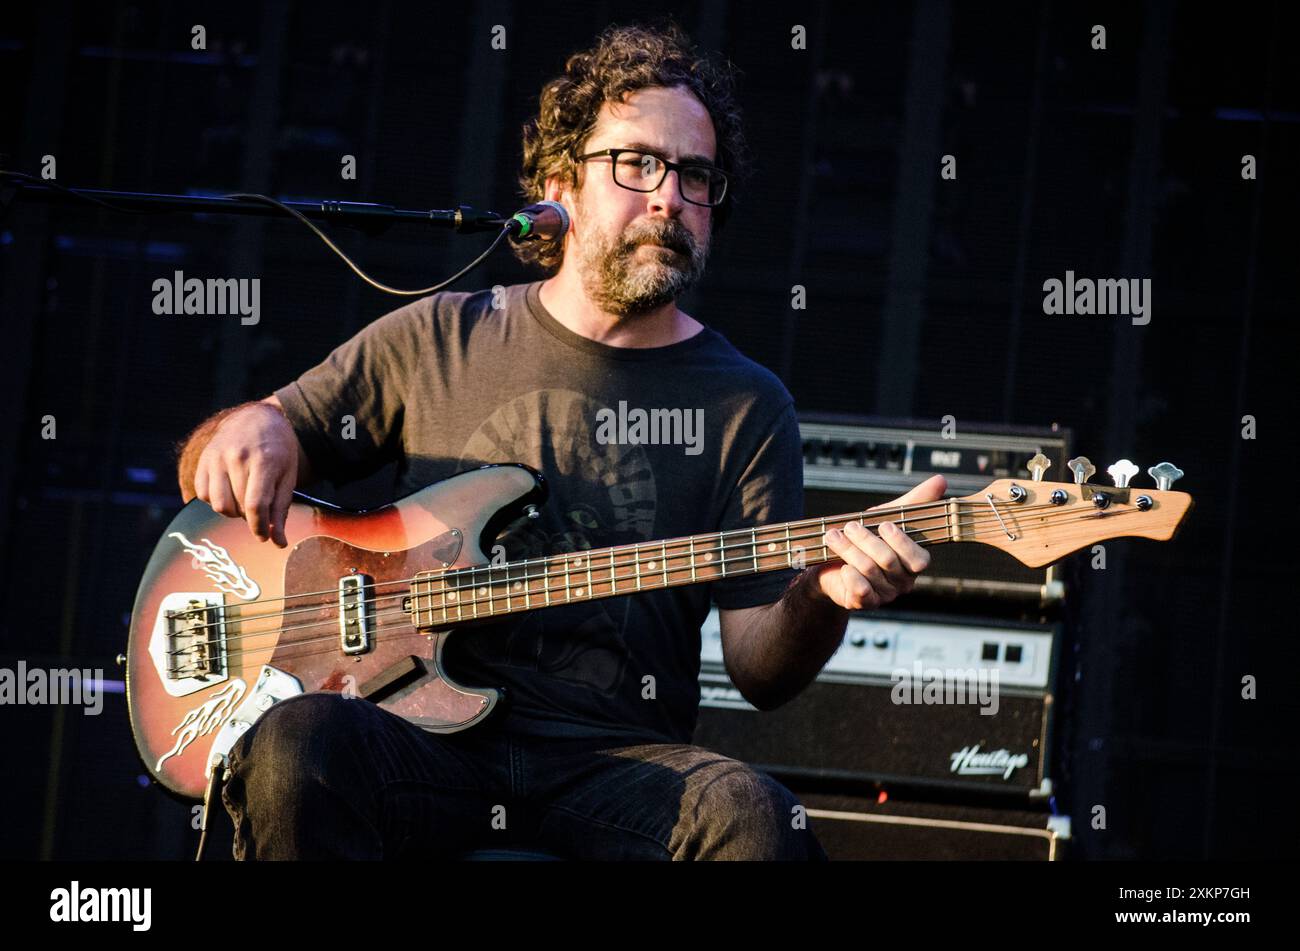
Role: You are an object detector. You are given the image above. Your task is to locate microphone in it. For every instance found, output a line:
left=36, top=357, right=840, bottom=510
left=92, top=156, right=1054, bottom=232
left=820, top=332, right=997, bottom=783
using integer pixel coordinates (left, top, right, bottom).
left=505, top=200, right=570, bottom=242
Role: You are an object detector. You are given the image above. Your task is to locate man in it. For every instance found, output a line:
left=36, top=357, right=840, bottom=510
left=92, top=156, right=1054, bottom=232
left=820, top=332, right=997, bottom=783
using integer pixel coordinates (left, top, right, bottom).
left=181, top=22, right=944, bottom=860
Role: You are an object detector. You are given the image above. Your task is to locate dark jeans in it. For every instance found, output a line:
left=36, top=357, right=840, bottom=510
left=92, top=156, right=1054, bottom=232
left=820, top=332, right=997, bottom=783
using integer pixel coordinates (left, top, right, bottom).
left=220, top=692, right=829, bottom=861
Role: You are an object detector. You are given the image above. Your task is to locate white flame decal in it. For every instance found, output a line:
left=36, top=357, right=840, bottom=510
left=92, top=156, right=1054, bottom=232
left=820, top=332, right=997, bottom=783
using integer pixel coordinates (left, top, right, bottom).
left=156, top=679, right=247, bottom=771
left=170, top=532, right=260, bottom=600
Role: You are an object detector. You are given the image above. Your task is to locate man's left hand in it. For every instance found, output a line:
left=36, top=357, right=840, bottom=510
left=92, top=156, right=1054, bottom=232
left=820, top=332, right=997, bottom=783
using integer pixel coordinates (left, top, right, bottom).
left=812, top=474, right=947, bottom=611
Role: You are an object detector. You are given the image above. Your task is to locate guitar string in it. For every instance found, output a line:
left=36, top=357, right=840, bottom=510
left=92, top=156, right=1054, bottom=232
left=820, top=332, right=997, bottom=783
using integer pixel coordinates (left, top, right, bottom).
left=165, top=506, right=1135, bottom=674
left=161, top=501, right=1058, bottom=651
left=163, top=502, right=1123, bottom=659
left=163, top=497, right=1066, bottom=637
left=167, top=507, right=1124, bottom=676
left=164, top=495, right=1046, bottom=614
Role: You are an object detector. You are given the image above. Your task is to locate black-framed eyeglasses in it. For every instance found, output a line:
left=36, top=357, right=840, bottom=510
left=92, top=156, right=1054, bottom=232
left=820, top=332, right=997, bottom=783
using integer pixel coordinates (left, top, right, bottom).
left=575, top=148, right=728, bottom=207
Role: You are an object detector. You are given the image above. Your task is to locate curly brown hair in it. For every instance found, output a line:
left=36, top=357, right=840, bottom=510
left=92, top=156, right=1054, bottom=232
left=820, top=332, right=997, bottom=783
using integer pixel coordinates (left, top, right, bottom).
left=513, top=20, right=750, bottom=273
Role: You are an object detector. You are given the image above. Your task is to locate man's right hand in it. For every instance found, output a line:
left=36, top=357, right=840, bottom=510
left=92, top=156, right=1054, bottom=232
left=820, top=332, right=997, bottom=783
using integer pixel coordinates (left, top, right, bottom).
left=187, top=398, right=308, bottom=548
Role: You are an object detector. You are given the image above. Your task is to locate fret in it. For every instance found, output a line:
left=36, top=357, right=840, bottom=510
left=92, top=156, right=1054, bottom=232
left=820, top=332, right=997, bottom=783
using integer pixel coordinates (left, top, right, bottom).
left=524, top=556, right=531, bottom=611
left=566, top=555, right=574, bottom=602
left=636, top=544, right=642, bottom=591
left=544, top=555, right=552, bottom=606
left=820, top=517, right=828, bottom=561
left=505, top=561, right=511, bottom=615
left=720, top=532, right=726, bottom=578
left=586, top=552, right=593, bottom=600
left=751, top=527, right=759, bottom=574
left=662, top=541, right=668, bottom=588
left=609, top=547, right=616, bottom=595
left=785, top=523, right=792, bottom=568
left=689, top=536, right=696, bottom=583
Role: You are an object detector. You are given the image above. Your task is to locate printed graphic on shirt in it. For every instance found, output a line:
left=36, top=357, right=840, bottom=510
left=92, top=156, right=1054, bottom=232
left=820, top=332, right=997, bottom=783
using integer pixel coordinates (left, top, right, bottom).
left=454, top=388, right=659, bottom=696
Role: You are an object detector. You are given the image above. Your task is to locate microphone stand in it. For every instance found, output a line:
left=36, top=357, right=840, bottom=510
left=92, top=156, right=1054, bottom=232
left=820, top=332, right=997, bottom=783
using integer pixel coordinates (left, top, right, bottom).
left=0, top=178, right=506, bottom=237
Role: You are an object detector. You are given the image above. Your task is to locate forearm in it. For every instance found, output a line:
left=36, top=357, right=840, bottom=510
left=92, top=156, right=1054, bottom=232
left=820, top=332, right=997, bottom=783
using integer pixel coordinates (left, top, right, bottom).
left=727, top=570, right=850, bottom=711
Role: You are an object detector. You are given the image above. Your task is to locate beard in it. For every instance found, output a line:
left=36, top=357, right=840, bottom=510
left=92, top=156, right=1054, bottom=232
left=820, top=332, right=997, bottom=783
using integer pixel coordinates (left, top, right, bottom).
left=575, top=206, right=710, bottom=318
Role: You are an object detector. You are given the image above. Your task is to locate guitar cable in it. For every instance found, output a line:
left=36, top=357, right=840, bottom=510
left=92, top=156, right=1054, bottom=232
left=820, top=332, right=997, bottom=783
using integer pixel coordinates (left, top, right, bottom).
left=194, top=754, right=230, bottom=862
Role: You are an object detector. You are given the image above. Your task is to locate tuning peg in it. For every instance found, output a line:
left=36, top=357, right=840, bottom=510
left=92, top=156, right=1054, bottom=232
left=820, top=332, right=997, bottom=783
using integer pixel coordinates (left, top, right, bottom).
left=1107, top=459, right=1139, bottom=488
left=1147, top=461, right=1184, bottom=491
left=1067, top=456, right=1095, bottom=485
left=1026, top=452, right=1051, bottom=482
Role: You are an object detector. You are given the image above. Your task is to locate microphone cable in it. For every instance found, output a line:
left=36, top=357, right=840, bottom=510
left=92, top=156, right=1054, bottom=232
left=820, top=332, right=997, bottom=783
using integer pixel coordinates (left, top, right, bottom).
left=0, top=169, right=512, bottom=296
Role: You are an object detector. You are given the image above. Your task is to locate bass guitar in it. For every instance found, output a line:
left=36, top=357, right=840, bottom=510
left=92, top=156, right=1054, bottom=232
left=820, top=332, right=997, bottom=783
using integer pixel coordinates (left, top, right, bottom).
left=126, top=453, right=1191, bottom=799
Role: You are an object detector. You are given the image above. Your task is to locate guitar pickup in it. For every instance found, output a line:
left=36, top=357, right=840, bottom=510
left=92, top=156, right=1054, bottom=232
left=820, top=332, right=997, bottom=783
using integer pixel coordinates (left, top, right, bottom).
left=338, top=574, right=374, bottom=655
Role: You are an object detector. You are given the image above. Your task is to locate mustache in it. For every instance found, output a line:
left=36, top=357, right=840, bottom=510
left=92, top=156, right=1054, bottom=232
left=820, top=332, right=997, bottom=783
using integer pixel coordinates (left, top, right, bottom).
left=620, top=222, right=695, bottom=257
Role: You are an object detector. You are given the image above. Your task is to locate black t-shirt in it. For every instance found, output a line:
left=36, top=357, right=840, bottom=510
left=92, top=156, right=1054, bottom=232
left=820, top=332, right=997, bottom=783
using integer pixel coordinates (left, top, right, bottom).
left=275, top=280, right=803, bottom=744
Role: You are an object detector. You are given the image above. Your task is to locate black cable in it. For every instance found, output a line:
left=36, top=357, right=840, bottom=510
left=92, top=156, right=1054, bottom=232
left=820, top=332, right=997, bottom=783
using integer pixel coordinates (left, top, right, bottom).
left=195, top=761, right=226, bottom=862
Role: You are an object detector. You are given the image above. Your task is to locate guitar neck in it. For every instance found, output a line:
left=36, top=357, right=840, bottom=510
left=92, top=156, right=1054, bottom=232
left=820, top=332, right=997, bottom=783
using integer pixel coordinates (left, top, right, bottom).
left=411, top=500, right=959, bottom=627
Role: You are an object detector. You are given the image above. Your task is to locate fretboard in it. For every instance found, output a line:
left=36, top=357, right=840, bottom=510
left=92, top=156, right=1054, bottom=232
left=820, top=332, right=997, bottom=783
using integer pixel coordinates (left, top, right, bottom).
left=410, top=503, right=958, bottom=627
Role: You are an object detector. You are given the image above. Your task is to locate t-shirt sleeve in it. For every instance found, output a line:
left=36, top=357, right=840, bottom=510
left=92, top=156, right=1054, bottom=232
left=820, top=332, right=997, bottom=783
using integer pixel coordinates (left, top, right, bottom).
left=273, top=299, right=424, bottom=485
left=710, top=399, right=805, bottom=610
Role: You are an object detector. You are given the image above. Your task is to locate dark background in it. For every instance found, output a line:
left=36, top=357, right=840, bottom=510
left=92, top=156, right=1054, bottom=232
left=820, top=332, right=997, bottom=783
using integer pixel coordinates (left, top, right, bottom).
left=0, top=0, right=1294, bottom=861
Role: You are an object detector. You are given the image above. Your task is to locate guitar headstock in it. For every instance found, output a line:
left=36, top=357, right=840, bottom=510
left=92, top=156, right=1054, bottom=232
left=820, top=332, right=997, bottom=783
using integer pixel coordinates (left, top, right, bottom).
left=956, top=455, right=1193, bottom=567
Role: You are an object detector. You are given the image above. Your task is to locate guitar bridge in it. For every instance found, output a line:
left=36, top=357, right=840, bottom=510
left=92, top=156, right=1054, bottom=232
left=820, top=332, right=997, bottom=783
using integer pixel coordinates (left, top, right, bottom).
left=149, top=592, right=230, bottom=698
